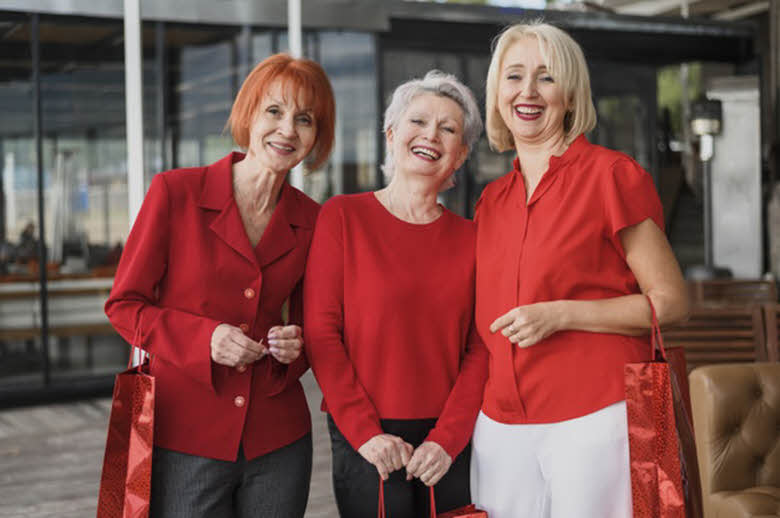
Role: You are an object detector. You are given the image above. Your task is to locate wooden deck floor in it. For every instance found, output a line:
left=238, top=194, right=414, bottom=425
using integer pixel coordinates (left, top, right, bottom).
left=0, top=371, right=339, bottom=518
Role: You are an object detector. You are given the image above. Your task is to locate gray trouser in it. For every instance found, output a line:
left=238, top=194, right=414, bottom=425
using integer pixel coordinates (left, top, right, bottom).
left=149, top=433, right=312, bottom=518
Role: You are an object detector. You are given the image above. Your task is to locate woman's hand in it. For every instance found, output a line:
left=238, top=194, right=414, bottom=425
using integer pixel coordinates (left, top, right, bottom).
left=490, top=301, right=564, bottom=348
left=210, top=323, right=267, bottom=367
left=405, top=441, right=452, bottom=486
left=358, top=434, right=413, bottom=481
left=267, top=325, right=304, bottom=364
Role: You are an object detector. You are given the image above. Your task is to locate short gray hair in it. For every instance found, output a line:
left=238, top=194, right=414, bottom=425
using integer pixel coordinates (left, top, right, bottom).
left=382, top=70, right=483, bottom=176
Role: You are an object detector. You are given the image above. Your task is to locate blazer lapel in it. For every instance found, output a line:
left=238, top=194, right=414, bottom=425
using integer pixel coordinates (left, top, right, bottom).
left=256, top=182, right=302, bottom=268
left=198, top=152, right=260, bottom=269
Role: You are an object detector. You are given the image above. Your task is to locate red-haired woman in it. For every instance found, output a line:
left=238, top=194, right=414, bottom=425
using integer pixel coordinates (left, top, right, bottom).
left=105, top=54, right=335, bottom=518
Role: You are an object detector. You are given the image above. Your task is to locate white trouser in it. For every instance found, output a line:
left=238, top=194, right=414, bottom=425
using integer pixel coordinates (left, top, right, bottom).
left=470, top=401, right=632, bottom=518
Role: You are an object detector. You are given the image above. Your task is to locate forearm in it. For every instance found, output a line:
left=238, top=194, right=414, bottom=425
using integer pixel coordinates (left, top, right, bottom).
left=556, top=290, right=689, bottom=336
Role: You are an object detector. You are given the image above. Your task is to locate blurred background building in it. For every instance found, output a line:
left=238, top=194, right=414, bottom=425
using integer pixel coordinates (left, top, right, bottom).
left=0, top=0, right=772, bottom=404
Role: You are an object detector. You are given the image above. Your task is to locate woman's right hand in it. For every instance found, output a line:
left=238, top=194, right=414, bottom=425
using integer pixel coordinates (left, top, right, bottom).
left=358, top=434, right=413, bottom=481
left=210, top=323, right=267, bottom=367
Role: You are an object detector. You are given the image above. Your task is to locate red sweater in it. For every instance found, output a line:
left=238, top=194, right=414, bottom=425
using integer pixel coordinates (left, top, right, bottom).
left=304, top=192, right=488, bottom=458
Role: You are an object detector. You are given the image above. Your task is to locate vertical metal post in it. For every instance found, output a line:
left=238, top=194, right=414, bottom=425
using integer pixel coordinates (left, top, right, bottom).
left=31, top=13, right=51, bottom=385
left=288, top=0, right=304, bottom=189
left=124, top=0, right=145, bottom=225
left=155, top=22, right=168, bottom=173
left=702, top=155, right=713, bottom=269
left=375, top=34, right=385, bottom=189
left=772, top=0, right=780, bottom=183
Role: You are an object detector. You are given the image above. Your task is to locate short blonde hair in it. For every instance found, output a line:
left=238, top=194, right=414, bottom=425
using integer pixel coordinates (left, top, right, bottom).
left=485, top=21, right=597, bottom=152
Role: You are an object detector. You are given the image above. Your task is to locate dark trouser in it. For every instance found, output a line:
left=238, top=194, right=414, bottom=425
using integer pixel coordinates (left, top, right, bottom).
left=149, top=433, right=312, bottom=518
left=327, top=415, right=471, bottom=518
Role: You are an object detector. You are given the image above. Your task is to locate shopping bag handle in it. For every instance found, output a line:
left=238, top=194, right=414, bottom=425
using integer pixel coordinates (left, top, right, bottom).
left=646, top=295, right=666, bottom=362
left=377, top=476, right=436, bottom=518
left=127, top=346, right=150, bottom=373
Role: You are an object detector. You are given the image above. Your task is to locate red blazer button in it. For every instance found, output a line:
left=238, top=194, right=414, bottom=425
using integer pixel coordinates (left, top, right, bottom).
left=234, top=396, right=246, bottom=407
left=236, top=364, right=247, bottom=373
left=239, top=323, right=249, bottom=333
left=244, top=288, right=255, bottom=299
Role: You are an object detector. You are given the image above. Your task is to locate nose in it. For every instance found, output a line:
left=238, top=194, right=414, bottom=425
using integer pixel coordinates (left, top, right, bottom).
left=521, top=76, right=538, bottom=98
left=277, top=115, right=296, bottom=137
left=423, top=122, right=439, bottom=142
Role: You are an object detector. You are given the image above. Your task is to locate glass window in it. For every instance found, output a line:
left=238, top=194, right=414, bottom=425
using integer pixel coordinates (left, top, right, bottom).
left=314, top=31, right=378, bottom=200
left=167, top=24, right=241, bottom=169
left=38, top=15, right=129, bottom=379
left=0, top=13, right=43, bottom=388
left=0, top=13, right=131, bottom=389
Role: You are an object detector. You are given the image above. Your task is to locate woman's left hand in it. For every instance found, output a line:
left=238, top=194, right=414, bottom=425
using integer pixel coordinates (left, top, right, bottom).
left=405, top=441, right=452, bottom=487
left=490, top=301, right=563, bottom=348
left=266, top=325, right=303, bottom=364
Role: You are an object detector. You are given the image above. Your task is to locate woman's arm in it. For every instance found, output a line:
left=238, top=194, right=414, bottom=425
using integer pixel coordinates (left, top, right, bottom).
left=406, top=322, right=488, bottom=485
left=304, top=201, right=411, bottom=478
left=105, top=174, right=259, bottom=390
left=491, top=218, right=690, bottom=347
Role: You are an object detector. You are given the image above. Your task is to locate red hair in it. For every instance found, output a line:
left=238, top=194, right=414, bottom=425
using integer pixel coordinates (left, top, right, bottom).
left=227, top=53, right=336, bottom=170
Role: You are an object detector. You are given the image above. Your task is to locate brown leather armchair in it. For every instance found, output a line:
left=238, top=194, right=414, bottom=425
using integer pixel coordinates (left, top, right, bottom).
left=689, top=363, right=780, bottom=518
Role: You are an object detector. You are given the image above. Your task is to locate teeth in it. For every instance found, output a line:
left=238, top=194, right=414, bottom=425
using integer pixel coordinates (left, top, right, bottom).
left=515, top=106, right=542, bottom=115
left=269, top=142, right=294, bottom=152
left=411, top=146, right=440, bottom=160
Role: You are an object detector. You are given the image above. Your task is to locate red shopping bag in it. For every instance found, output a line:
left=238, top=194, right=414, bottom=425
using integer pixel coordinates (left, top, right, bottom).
left=625, top=300, right=702, bottom=518
left=378, top=477, right=487, bottom=517
left=96, top=350, right=155, bottom=518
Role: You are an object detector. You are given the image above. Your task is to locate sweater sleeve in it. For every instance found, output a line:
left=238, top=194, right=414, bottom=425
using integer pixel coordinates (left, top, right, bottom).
left=304, top=201, right=384, bottom=451
left=104, top=174, right=220, bottom=391
left=423, top=320, right=489, bottom=459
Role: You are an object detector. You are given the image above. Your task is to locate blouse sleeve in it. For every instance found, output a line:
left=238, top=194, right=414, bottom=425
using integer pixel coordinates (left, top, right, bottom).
left=604, top=158, right=665, bottom=257
left=104, top=174, right=220, bottom=391
left=303, top=200, right=384, bottom=451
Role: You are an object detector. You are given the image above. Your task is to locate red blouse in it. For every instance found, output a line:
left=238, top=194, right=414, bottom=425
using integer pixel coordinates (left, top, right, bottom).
left=474, top=135, right=664, bottom=424
left=304, top=193, right=488, bottom=458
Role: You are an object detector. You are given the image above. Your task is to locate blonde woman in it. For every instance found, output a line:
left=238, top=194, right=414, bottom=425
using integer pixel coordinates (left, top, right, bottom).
left=471, top=22, right=689, bottom=518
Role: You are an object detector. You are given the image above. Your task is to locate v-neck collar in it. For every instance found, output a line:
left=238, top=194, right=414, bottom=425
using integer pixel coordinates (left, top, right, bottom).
left=512, top=134, right=589, bottom=207
left=197, top=151, right=311, bottom=269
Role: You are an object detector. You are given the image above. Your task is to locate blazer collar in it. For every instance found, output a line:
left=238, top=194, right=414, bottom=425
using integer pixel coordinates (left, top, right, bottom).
left=198, top=152, right=311, bottom=268
left=197, top=152, right=241, bottom=211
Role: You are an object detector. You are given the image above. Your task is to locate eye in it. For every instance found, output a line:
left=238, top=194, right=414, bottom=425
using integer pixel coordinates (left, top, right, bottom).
left=506, top=73, right=522, bottom=81
left=267, top=106, right=281, bottom=115
left=442, top=126, right=456, bottom=134
left=411, top=118, right=425, bottom=125
left=539, top=75, right=555, bottom=83
left=296, top=114, right=313, bottom=125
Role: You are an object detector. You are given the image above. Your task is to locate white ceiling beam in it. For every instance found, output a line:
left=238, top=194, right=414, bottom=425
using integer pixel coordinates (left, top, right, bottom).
left=714, top=0, right=769, bottom=20
left=614, top=0, right=704, bottom=16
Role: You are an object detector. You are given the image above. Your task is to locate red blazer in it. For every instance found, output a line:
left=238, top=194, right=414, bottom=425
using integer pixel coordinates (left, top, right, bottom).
left=105, top=152, right=319, bottom=461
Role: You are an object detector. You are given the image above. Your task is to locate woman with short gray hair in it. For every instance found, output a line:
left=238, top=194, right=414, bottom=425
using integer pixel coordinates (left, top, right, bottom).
left=304, top=70, right=488, bottom=517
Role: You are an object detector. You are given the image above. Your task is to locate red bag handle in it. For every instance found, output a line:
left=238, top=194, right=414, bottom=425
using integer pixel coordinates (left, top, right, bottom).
left=377, top=476, right=437, bottom=518
left=646, top=295, right=667, bottom=362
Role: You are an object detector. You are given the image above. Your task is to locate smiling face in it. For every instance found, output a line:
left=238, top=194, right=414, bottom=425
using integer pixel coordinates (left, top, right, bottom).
left=246, top=80, right=318, bottom=174
left=387, top=92, right=469, bottom=184
left=498, top=36, right=568, bottom=148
